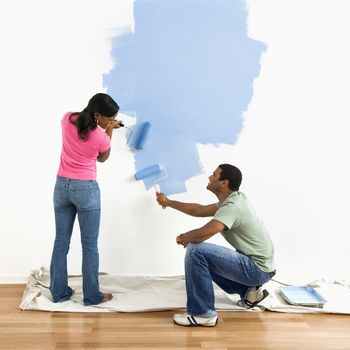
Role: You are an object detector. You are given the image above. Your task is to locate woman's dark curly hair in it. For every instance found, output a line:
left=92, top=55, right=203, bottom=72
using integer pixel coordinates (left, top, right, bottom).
left=69, top=93, right=119, bottom=141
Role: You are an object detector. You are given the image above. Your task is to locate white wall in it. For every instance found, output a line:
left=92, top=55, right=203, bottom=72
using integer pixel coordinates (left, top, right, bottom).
left=0, top=0, right=349, bottom=283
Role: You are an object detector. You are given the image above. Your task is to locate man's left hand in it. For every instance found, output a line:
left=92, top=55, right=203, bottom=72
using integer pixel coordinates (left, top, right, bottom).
left=176, top=234, right=187, bottom=248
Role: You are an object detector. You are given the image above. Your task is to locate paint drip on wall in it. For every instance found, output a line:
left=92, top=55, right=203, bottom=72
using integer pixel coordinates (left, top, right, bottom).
left=104, top=0, right=266, bottom=194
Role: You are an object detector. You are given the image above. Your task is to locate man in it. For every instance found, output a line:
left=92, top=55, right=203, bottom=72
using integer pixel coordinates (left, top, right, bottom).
left=156, top=164, right=275, bottom=327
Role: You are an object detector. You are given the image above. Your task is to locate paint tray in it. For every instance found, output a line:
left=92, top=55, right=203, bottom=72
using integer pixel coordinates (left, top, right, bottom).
left=279, top=286, right=327, bottom=307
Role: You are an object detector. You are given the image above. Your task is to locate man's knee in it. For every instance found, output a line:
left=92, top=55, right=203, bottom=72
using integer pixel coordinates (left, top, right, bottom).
left=186, top=242, right=207, bottom=257
left=187, top=241, right=203, bottom=250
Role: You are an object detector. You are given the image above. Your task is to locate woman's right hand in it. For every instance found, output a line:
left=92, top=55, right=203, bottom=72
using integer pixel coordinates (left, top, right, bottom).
left=104, top=119, right=122, bottom=139
left=108, top=119, right=123, bottom=130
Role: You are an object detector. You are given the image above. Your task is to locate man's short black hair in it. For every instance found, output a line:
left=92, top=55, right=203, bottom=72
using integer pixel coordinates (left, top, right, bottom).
left=218, top=164, right=242, bottom=191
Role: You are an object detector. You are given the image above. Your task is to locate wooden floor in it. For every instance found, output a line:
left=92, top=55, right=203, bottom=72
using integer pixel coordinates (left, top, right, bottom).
left=1, top=285, right=350, bottom=350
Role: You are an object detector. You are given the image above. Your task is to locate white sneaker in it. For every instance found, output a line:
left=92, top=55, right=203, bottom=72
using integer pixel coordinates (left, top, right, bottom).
left=237, top=286, right=269, bottom=309
left=173, top=313, right=218, bottom=327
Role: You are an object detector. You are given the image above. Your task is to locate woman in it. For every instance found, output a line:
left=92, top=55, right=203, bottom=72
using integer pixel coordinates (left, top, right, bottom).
left=50, top=93, right=121, bottom=305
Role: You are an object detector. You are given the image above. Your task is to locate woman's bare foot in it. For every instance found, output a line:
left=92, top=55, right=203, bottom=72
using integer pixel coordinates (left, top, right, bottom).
left=102, top=293, right=113, bottom=302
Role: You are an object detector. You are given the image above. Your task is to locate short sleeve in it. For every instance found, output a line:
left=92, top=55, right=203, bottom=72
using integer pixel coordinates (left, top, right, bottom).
left=61, top=112, right=72, bottom=125
left=213, top=203, right=237, bottom=230
left=99, top=133, right=111, bottom=153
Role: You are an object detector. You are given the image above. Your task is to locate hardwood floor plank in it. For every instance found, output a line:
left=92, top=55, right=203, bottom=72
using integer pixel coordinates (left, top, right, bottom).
left=0, top=284, right=349, bottom=350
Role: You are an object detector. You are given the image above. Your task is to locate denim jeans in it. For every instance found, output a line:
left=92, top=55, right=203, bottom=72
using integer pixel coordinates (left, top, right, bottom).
left=185, top=242, right=274, bottom=316
left=49, top=176, right=104, bottom=305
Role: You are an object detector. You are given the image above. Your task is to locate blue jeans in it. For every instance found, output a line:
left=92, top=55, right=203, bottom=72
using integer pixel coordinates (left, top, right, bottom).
left=185, top=242, right=274, bottom=316
left=50, top=176, right=104, bottom=305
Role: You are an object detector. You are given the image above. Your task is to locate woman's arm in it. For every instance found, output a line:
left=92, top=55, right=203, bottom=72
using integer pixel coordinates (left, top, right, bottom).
left=97, top=120, right=121, bottom=162
left=97, top=148, right=111, bottom=162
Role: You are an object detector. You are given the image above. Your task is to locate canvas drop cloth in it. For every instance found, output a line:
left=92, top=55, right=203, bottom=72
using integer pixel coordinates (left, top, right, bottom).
left=19, top=267, right=350, bottom=314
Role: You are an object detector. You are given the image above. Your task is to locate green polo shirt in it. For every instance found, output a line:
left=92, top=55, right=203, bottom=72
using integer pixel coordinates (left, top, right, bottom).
left=213, top=191, right=275, bottom=272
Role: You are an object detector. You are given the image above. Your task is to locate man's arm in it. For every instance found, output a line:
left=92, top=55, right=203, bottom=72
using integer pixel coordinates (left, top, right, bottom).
left=176, top=219, right=226, bottom=247
left=156, top=193, right=218, bottom=217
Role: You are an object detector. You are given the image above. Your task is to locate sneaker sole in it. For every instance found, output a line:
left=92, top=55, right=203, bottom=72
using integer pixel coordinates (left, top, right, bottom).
left=238, top=289, right=269, bottom=309
left=173, top=318, right=218, bottom=327
left=248, top=289, right=269, bottom=308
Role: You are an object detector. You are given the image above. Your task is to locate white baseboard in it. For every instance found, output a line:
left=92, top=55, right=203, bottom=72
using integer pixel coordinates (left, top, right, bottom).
left=0, top=276, right=27, bottom=284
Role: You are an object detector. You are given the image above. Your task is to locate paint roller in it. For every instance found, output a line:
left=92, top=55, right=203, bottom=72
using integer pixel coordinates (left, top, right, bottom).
left=135, top=164, right=168, bottom=208
left=119, top=121, right=152, bottom=150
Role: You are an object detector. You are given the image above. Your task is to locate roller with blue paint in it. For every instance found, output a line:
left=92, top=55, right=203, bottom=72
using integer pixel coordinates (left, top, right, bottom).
left=121, top=121, right=152, bottom=150
left=135, top=163, right=168, bottom=182
left=135, top=164, right=168, bottom=208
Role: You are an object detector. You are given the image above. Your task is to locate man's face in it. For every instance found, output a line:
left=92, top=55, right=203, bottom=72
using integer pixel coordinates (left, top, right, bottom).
left=207, top=167, right=223, bottom=193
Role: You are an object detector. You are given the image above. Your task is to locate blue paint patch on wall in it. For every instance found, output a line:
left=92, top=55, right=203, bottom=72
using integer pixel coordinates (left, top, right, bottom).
left=104, top=0, right=266, bottom=194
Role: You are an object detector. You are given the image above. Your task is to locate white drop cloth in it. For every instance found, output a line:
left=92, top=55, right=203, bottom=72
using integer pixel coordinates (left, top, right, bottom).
left=19, top=267, right=350, bottom=314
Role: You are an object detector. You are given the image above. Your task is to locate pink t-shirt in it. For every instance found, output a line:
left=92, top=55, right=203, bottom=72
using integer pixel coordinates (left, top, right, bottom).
left=57, top=112, right=111, bottom=180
